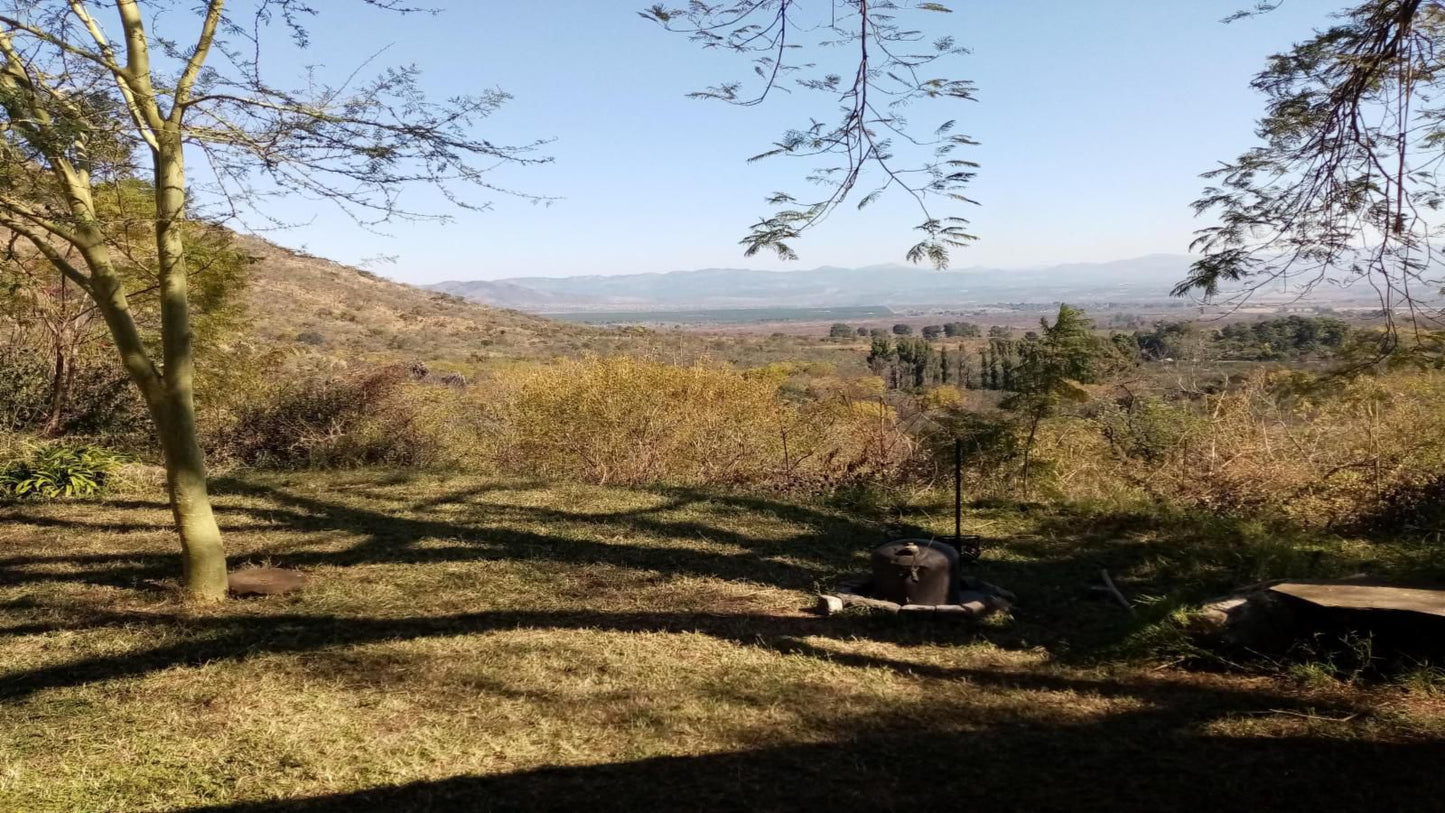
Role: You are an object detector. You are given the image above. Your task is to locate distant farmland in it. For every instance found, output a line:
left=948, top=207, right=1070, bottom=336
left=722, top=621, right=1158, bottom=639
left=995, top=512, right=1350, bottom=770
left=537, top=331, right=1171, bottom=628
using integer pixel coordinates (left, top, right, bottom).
left=540, top=305, right=895, bottom=325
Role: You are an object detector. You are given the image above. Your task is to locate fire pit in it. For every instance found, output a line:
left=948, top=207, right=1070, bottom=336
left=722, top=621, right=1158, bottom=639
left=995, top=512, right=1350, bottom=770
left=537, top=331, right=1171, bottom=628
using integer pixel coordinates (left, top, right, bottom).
left=816, top=440, right=1012, bottom=617
left=817, top=538, right=1014, bottom=617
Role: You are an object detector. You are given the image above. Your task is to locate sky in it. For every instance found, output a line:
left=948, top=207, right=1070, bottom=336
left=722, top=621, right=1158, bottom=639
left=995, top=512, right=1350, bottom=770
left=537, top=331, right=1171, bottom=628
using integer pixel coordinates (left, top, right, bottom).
left=219, top=1, right=1340, bottom=283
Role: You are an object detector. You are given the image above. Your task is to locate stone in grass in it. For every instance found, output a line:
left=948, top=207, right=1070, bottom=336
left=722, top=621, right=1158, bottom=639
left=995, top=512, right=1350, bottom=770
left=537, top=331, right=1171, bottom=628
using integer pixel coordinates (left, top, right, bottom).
left=839, top=594, right=902, bottom=613
left=816, top=594, right=845, bottom=616
left=228, top=567, right=308, bottom=597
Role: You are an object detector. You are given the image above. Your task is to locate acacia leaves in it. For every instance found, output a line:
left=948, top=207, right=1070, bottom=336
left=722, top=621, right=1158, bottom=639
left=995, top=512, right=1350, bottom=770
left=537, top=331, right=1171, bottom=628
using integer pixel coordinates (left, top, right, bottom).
left=645, top=1, right=978, bottom=268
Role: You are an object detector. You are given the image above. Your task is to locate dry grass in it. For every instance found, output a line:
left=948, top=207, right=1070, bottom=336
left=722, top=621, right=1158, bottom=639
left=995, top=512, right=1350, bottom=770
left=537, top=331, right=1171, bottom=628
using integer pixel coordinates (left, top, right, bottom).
left=2, top=471, right=1444, bottom=811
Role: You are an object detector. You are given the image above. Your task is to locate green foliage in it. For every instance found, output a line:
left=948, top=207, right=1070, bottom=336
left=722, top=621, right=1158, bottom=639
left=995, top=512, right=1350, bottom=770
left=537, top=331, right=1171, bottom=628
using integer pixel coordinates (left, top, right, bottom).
left=1180, top=0, right=1445, bottom=342
left=0, top=443, right=121, bottom=500
left=943, top=321, right=981, bottom=338
left=647, top=2, right=976, bottom=267
left=0, top=346, right=51, bottom=432
left=0, top=342, right=144, bottom=438
left=1216, top=316, right=1352, bottom=361
left=828, top=323, right=854, bottom=338
left=1133, top=316, right=1353, bottom=362
left=921, top=325, right=944, bottom=341
left=892, top=324, right=913, bottom=336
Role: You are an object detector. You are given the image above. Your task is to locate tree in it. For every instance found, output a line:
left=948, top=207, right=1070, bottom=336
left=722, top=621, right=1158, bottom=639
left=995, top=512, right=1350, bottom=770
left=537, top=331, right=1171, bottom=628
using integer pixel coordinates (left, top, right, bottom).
left=944, top=321, right=980, bottom=338
left=1178, top=0, right=1445, bottom=353
left=1004, top=305, right=1106, bottom=494
left=866, top=334, right=895, bottom=384
left=988, top=325, right=1011, bottom=339
left=855, top=326, right=869, bottom=337
left=1, top=180, right=248, bottom=435
left=0, top=1, right=545, bottom=600
left=893, top=323, right=913, bottom=336
left=828, top=322, right=854, bottom=338
left=921, top=324, right=943, bottom=341
left=644, top=1, right=978, bottom=267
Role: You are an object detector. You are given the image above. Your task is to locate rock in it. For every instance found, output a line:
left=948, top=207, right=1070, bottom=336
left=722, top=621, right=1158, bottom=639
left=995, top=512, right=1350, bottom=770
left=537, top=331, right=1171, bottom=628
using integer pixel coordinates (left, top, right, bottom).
left=935, top=603, right=987, bottom=616
left=955, top=589, right=989, bottom=605
left=959, top=576, right=1018, bottom=603
left=228, top=567, right=308, bottom=597
left=1269, top=581, right=1445, bottom=618
left=838, top=594, right=901, bottom=613
left=1194, top=596, right=1249, bottom=636
left=1194, top=590, right=1297, bottom=652
left=984, top=595, right=1013, bottom=614
left=816, top=594, right=845, bottom=616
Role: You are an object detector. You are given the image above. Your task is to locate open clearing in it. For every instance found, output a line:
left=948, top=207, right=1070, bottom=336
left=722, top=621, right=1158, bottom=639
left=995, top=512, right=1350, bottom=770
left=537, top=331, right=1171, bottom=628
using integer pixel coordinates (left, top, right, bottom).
left=3, top=471, right=1444, bottom=811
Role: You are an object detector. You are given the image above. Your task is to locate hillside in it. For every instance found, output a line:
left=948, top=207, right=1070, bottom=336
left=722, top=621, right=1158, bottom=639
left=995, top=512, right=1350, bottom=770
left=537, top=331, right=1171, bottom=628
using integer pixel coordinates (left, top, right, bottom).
left=230, top=236, right=864, bottom=373
left=234, top=236, right=589, bottom=363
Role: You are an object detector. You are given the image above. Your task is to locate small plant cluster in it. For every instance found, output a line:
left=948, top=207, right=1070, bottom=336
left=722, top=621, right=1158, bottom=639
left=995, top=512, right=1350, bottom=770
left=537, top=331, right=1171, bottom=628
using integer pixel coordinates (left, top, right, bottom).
left=0, top=443, right=122, bottom=500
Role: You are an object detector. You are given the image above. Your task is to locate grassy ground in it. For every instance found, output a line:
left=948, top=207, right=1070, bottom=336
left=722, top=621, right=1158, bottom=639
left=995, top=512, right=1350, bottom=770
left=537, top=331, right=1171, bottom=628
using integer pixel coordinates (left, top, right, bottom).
left=3, top=471, right=1445, bottom=811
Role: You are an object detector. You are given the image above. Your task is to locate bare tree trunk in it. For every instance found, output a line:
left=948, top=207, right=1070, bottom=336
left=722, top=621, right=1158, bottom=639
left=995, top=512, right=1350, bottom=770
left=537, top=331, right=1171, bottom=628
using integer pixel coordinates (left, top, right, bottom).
left=41, top=340, right=66, bottom=436
left=88, top=245, right=228, bottom=601
left=152, top=142, right=229, bottom=601
left=1021, top=413, right=1040, bottom=499
left=152, top=391, right=228, bottom=599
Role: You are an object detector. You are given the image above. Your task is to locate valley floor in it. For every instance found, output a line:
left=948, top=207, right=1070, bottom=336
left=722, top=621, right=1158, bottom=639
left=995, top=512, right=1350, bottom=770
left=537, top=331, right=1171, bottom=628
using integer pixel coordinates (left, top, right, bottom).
left=2, top=472, right=1444, bottom=811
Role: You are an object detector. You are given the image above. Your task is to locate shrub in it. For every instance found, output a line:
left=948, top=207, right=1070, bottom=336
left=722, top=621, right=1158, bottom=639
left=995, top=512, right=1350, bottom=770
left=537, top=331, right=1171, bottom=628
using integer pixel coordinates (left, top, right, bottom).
left=490, top=356, right=915, bottom=491
left=0, top=443, right=122, bottom=499
left=0, top=345, right=52, bottom=432
left=1018, top=370, right=1445, bottom=532
left=0, top=343, right=144, bottom=439
left=218, top=365, right=482, bottom=469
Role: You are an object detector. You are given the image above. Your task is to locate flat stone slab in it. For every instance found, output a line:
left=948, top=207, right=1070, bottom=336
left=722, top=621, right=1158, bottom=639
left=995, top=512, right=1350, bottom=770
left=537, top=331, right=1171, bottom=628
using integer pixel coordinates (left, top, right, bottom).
left=229, top=567, right=308, bottom=597
left=1269, top=582, right=1445, bottom=618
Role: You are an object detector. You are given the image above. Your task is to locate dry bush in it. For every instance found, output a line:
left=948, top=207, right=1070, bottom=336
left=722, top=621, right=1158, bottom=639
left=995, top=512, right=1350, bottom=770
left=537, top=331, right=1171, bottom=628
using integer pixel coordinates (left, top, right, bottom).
left=486, top=356, right=915, bottom=491
left=207, top=355, right=916, bottom=494
left=215, top=365, right=486, bottom=470
left=1031, top=371, right=1445, bottom=531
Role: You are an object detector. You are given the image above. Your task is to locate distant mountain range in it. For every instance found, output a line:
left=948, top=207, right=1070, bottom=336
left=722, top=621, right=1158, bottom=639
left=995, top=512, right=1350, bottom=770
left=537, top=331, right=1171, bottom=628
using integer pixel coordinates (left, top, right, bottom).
left=426, top=255, right=1220, bottom=312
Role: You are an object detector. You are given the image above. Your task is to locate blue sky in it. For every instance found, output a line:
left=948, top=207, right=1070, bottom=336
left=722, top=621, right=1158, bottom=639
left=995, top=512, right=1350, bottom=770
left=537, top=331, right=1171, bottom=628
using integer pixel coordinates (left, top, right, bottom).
left=233, top=1, right=1337, bottom=283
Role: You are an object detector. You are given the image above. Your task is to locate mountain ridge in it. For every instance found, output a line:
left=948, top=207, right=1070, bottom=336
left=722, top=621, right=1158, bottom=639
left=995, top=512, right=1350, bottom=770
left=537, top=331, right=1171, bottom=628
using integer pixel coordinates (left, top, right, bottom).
left=426, top=254, right=1204, bottom=311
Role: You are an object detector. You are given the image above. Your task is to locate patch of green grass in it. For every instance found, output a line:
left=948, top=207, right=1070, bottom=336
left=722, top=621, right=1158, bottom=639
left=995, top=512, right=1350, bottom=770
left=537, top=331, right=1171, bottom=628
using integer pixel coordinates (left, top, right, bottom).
left=1, top=471, right=1443, bottom=811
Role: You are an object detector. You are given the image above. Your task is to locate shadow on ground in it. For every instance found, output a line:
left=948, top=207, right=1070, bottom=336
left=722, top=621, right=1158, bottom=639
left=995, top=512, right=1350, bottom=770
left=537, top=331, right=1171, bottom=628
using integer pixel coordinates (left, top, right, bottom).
left=8, top=474, right=1438, bottom=661
left=4, top=474, right=1445, bottom=810
left=181, top=680, right=1442, bottom=812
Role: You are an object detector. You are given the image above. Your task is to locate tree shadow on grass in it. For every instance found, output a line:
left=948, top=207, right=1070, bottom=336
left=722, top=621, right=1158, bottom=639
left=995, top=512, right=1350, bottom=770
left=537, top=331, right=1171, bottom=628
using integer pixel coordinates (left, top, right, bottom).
left=160, top=650, right=1440, bottom=812
left=6, top=481, right=1445, bottom=810
left=9, top=475, right=1444, bottom=665
left=3, top=570, right=1440, bottom=810
left=0, top=607, right=991, bottom=703
left=180, top=732, right=1445, bottom=812
left=0, top=476, right=919, bottom=593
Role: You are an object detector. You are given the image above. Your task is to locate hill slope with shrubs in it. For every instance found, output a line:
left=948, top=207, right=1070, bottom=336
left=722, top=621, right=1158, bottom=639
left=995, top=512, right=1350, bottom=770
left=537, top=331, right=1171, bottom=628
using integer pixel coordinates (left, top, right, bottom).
left=231, top=235, right=590, bottom=362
